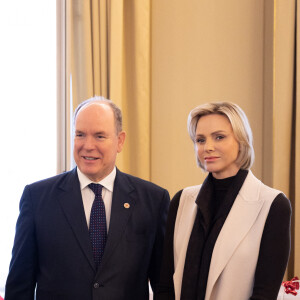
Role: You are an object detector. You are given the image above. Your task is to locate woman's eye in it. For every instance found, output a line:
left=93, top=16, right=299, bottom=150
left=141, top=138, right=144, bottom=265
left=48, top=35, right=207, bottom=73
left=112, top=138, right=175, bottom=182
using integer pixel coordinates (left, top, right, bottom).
left=216, top=135, right=224, bottom=140
left=196, top=138, right=205, bottom=144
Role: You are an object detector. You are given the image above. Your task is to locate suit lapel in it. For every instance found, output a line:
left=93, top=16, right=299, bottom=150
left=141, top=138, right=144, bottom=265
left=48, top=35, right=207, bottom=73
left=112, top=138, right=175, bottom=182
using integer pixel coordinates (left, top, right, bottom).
left=98, top=169, right=136, bottom=271
left=56, top=168, right=96, bottom=271
left=205, top=171, right=264, bottom=299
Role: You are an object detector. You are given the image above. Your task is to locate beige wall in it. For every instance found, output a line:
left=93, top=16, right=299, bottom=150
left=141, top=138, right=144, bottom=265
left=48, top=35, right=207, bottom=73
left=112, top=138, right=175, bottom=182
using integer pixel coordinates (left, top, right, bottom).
left=151, top=0, right=265, bottom=196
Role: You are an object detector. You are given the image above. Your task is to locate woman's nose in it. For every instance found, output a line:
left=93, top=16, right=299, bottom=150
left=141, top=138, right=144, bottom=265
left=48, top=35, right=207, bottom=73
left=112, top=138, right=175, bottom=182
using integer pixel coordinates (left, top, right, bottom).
left=204, top=139, right=214, bottom=151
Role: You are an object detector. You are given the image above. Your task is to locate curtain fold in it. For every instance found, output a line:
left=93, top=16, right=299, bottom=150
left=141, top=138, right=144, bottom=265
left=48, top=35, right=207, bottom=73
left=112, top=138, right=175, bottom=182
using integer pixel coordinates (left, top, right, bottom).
left=273, top=0, right=299, bottom=278
left=66, top=0, right=151, bottom=180
left=294, top=0, right=300, bottom=278
left=110, top=0, right=151, bottom=179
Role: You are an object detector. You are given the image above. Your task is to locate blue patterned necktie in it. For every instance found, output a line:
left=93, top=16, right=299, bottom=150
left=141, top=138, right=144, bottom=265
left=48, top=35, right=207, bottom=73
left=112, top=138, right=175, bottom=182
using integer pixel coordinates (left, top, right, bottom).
left=88, top=183, right=107, bottom=268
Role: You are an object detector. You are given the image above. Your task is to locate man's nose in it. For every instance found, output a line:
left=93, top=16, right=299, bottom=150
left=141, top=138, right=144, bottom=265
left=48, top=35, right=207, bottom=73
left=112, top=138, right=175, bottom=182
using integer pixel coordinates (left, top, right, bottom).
left=83, top=136, right=96, bottom=149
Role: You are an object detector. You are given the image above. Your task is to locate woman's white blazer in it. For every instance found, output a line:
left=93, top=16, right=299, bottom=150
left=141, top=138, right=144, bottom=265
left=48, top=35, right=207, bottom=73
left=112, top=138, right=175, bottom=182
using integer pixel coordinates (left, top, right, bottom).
left=173, top=171, right=282, bottom=300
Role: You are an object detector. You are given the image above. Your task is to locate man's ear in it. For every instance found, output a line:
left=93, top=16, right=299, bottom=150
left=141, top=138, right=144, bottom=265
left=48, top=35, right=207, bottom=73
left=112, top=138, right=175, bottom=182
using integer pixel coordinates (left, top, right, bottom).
left=117, top=131, right=126, bottom=153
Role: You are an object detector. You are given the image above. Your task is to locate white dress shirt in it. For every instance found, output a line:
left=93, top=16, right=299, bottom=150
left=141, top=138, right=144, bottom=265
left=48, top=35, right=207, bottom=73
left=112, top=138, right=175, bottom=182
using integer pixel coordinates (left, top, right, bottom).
left=77, top=167, right=116, bottom=231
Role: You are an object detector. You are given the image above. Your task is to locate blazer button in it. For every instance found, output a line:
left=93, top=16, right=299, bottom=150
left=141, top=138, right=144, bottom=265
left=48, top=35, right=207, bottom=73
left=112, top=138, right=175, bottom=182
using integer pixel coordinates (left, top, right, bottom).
left=93, top=283, right=100, bottom=289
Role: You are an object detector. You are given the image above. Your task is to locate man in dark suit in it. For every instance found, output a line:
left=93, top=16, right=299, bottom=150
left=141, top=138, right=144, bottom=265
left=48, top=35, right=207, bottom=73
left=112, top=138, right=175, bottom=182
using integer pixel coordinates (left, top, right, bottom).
left=5, top=96, right=170, bottom=300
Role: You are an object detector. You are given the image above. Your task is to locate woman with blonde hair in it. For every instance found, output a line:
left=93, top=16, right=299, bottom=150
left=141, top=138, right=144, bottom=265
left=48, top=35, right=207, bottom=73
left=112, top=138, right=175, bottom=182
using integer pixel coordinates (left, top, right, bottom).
left=157, top=102, right=291, bottom=300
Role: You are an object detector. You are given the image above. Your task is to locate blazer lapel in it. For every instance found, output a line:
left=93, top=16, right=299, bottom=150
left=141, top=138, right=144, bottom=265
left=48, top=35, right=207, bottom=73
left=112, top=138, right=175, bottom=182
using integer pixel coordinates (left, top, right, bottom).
left=173, top=185, right=200, bottom=300
left=56, top=168, right=96, bottom=271
left=205, top=171, right=264, bottom=299
left=98, top=169, right=136, bottom=272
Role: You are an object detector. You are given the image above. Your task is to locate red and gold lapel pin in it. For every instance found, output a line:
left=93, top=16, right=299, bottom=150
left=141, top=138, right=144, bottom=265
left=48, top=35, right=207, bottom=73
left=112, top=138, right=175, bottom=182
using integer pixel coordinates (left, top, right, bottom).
left=124, top=203, right=130, bottom=209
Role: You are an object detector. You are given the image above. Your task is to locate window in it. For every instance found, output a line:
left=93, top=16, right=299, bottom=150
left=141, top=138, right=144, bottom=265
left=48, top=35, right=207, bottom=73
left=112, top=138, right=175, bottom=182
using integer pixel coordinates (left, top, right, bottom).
left=0, top=1, right=57, bottom=296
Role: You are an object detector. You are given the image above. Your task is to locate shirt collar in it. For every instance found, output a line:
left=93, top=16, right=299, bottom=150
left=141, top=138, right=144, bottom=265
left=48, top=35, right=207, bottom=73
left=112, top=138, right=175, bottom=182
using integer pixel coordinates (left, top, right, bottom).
left=77, top=167, right=116, bottom=192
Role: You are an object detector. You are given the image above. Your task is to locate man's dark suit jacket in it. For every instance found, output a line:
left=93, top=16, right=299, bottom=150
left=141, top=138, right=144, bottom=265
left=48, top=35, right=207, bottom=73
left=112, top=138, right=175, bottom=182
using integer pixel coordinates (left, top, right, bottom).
left=5, top=168, right=170, bottom=300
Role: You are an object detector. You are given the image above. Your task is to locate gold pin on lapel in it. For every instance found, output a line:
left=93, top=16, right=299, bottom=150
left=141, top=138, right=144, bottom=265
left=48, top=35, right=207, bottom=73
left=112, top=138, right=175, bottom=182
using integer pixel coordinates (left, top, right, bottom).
left=124, top=203, right=130, bottom=209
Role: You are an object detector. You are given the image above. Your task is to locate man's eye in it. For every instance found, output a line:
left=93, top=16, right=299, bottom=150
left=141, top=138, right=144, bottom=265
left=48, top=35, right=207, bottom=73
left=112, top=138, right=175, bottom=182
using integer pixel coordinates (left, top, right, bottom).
left=76, top=133, right=83, bottom=137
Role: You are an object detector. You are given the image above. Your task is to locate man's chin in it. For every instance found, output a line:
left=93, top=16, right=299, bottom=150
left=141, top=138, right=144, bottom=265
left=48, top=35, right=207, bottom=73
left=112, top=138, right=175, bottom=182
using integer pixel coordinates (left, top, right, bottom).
left=84, top=170, right=108, bottom=182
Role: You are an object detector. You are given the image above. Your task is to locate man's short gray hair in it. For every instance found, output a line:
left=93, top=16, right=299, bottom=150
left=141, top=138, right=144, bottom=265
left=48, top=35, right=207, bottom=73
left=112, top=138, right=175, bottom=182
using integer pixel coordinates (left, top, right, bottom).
left=73, top=96, right=123, bottom=134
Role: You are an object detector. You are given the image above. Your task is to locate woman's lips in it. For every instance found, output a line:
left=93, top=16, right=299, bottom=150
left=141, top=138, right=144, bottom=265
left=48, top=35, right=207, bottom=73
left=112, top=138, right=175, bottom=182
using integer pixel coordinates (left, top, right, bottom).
left=205, top=156, right=219, bottom=162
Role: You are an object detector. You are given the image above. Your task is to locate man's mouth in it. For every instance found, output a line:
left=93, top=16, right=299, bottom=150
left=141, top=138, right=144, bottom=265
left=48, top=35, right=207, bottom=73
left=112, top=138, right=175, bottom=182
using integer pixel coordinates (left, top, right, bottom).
left=83, top=156, right=98, bottom=160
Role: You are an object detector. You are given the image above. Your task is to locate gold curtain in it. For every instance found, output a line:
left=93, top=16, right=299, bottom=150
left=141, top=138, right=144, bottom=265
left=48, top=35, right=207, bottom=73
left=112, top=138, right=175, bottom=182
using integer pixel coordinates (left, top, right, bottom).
left=66, top=0, right=151, bottom=180
left=273, top=0, right=300, bottom=278
left=65, top=0, right=300, bottom=277
left=295, top=0, right=300, bottom=278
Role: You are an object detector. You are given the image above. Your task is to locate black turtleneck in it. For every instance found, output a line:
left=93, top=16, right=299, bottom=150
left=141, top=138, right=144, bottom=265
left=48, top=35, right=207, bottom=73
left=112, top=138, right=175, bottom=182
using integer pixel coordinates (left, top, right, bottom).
left=211, top=175, right=235, bottom=215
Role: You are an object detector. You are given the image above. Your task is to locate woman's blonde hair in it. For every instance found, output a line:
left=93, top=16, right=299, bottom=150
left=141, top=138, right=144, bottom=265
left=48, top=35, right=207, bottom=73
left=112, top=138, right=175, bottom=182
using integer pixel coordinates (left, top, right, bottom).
left=187, top=101, right=254, bottom=170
